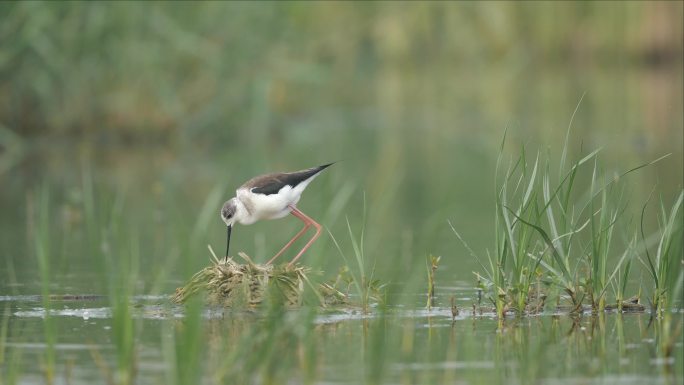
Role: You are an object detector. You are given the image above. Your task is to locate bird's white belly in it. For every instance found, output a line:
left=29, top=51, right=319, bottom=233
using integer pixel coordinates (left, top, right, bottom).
left=237, top=186, right=301, bottom=224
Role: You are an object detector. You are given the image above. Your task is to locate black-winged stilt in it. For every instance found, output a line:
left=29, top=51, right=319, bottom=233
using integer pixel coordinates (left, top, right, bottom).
left=220, top=163, right=333, bottom=266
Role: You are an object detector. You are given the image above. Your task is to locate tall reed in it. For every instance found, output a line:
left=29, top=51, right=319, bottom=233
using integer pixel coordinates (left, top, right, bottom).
left=328, top=197, right=383, bottom=312
left=641, top=191, right=683, bottom=316
left=457, top=122, right=673, bottom=317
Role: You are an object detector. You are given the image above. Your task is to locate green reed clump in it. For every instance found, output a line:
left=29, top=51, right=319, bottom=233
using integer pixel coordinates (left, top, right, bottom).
left=455, top=131, right=590, bottom=317
left=609, top=234, right=639, bottom=312
left=328, top=211, right=385, bottom=312
left=582, top=161, right=635, bottom=312
left=640, top=191, right=683, bottom=316
left=455, top=126, right=674, bottom=318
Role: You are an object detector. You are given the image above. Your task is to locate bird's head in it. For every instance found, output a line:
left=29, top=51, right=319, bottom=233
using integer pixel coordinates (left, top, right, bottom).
left=221, top=198, right=239, bottom=259
left=221, top=198, right=238, bottom=227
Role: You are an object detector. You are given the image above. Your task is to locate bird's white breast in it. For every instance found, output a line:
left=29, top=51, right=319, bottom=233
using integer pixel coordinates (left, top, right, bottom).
left=234, top=174, right=318, bottom=225
left=235, top=186, right=298, bottom=224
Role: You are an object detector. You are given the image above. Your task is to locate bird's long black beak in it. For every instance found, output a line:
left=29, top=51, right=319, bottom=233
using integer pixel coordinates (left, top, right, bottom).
left=225, top=225, right=232, bottom=262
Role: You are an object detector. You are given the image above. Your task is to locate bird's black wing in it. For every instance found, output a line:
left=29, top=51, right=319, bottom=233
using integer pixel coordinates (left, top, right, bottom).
left=249, top=163, right=334, bottom=196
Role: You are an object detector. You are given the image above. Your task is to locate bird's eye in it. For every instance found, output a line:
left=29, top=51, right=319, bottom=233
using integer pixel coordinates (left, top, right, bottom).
left=221, top=205, right=235, bottom=220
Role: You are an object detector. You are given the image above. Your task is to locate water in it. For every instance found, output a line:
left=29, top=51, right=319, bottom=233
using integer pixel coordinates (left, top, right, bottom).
left=2, top=288, right=682, bottom=385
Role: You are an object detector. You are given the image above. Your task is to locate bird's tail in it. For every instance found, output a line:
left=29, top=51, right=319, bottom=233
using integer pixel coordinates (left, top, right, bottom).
left=316, top=162, right=336, bottom=172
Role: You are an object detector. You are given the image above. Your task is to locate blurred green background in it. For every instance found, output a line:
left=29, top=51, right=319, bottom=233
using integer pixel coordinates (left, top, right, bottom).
left=0, top=1, right=682, bottom=290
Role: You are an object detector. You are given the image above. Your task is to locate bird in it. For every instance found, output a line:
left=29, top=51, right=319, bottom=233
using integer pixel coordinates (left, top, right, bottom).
left=220, top=163, right=334, bottom=267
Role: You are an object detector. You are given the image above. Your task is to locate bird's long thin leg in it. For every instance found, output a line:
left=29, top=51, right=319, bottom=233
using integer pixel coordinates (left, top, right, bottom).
left=266, top=220, right=311, bottom=265
left=287, top=206, right=322, bottom=267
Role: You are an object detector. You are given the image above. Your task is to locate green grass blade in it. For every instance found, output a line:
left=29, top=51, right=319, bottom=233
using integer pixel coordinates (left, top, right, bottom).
left=559, top=92, right=586, bottom=176
left=505, top=206, right=572, bottom=286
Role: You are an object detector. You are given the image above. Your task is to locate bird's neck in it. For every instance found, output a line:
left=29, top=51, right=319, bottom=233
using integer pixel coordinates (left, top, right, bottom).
left=233, top=196, right=253, bottom=225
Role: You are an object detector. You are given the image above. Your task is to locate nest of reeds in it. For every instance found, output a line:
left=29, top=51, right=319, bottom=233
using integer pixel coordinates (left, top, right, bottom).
left=172, top=252, right=347, bottom=307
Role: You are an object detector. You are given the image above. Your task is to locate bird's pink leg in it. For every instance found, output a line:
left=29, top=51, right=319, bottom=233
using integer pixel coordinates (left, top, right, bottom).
left=266, top=220, right=311, bottom=265
left=287, top=206, right=322, bottom=267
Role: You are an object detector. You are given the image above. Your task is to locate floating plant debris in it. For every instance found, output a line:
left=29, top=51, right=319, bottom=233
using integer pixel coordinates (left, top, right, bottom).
left=172, top=252, right=347, bottom=307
